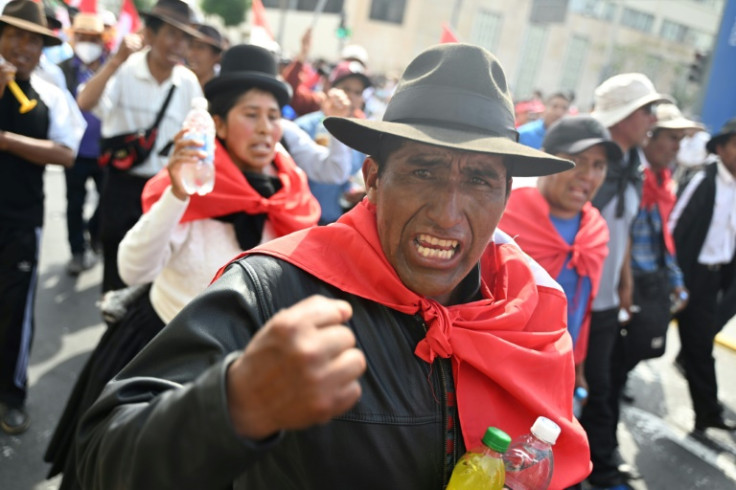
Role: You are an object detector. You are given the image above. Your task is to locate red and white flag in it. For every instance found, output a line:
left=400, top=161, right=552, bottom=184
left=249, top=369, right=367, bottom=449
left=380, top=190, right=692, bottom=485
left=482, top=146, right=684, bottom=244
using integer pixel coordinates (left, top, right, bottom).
left=251, top=0, right=274, bottom=39
left=439, top=22, right=459, bottom=43
left=114, top=0, right=142, bottom=50
left=66, top=0, right=97, bottom=13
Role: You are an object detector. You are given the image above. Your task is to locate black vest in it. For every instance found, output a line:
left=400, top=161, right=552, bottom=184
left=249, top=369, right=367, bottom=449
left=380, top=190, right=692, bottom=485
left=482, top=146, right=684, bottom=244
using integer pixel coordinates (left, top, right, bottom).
left=0, top=78, right=51, bottom=227
left=672, top=162, right=718, bottom=284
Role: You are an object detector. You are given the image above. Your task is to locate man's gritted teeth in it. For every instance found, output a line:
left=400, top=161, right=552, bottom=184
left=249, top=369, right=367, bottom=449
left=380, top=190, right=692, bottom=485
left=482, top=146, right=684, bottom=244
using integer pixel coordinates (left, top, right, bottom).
left=414, top=233, right=460, bottom=259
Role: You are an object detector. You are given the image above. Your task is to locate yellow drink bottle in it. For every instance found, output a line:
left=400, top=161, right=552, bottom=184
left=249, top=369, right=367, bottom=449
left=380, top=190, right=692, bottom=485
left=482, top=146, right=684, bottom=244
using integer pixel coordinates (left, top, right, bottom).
left=446, top=426, right=511, bottom=490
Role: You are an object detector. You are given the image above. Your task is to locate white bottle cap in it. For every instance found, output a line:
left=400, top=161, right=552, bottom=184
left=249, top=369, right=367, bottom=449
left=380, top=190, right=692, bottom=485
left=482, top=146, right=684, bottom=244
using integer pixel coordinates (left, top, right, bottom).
left=531, top=416, right=561, bottom=445
left=191, top=96, right=208, bottom=110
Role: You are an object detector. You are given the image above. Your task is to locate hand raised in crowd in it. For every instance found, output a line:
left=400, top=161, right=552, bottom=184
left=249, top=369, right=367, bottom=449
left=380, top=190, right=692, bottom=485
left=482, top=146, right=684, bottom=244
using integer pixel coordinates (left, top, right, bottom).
left=297, top=27, right=312, bottom=63
left=112, top=33, right=143, bottom=66
left=226, top=296, right=366, bottom=440
left=0, top=55, right=17, bottom=99
left=166, top=129, right=206, bottom=201
left=321, top=88, right=352, bottom=118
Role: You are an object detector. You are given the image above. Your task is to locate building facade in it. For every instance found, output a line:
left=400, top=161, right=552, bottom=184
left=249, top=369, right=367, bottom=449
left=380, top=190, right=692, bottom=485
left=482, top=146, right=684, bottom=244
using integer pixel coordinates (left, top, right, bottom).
left=258, top=0, right=724, bottom=115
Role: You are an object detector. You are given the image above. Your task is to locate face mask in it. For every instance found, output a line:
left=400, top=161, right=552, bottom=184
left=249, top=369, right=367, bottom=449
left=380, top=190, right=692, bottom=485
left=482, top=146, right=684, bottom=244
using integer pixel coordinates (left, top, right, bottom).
left=74, top=42, right=103, bottom=64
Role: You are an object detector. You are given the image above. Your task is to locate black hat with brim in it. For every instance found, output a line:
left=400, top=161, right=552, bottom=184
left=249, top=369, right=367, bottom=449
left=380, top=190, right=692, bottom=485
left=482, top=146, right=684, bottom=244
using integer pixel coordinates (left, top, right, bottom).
left=706, top=117, right=736, bottom=154
left=142, top=0, right=203, bottom=40
left=324, top=43, right=573, bottom=177
left=542, top=115, right=623, bottom=164
left=0, top=0, right=61, bottom=46
left=203, top=44, right=290, bottom=108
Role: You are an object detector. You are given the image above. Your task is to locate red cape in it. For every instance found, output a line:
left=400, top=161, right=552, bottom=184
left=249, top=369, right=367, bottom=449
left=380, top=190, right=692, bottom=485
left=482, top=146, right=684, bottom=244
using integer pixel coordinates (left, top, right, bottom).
left=499, top=187, right=608, bottom=364
left=641, top=167, right=676, bottom=255
left=215, top=200, right=591, bottom=488
left=141, top=140, right=320, bottom=237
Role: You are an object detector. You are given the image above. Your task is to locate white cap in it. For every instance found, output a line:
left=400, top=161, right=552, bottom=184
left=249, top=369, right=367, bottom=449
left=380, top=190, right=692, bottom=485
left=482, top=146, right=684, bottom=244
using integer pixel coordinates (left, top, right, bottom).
left=341, top=44, right=368, bottom=66
left=591, top=73, right=673, bottom=128
left=531, top=416, right=561, bottom=445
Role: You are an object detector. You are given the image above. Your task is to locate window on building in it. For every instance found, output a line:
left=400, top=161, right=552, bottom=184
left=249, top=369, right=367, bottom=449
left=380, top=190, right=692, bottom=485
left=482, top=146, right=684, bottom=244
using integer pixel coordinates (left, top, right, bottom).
left=559, top=35, right=589, bottom=94
left=262, top=0, right=344, bottom=13
left=660, top=19, right=689, bottom=43
left=620, top=7, right=654, bottom=33
left=470, top=10, right=503, bottom=52
left=686, top=29, right=715, bottom=52
left=569, top=0, right=616, bottom=21
left=514, top=24, right=548, bottom=100
left=369, top=0, right=406, bottom=24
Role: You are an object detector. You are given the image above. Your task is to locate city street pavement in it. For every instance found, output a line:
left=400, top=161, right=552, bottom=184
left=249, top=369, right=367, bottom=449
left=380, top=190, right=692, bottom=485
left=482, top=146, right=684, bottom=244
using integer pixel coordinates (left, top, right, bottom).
left=1, top=167, right=736, bottom=489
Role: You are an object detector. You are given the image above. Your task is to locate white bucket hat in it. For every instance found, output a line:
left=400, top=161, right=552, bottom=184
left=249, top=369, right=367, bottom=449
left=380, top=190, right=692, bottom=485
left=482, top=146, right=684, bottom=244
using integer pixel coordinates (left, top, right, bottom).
left=591, top=73, right=673, bottom=128
left=654, top=103, right=704, bottom=131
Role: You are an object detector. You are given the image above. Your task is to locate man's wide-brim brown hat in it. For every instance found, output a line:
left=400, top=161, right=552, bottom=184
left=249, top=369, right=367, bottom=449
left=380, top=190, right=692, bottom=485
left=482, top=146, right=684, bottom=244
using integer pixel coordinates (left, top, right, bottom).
left=0, top=0, right=61, bottom=46
left=324, top=43, right=573, bottom=177
left=142, top=0, right=202, bottom=40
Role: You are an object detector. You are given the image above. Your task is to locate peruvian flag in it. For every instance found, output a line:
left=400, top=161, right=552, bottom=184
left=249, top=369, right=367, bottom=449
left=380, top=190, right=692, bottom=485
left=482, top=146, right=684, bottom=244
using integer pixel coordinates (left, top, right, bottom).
left=251, top=0, right=274, bottom=40
left=114, top=0, right=142, bottom=49
left=66, top=0, right=97, bottom=13
left=440, top=22, right=459, bottom=43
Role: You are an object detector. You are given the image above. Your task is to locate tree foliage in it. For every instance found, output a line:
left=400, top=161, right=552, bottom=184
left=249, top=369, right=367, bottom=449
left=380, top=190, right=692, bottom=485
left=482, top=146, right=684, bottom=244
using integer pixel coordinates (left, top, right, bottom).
left=201, top=0, right=249, bottom=27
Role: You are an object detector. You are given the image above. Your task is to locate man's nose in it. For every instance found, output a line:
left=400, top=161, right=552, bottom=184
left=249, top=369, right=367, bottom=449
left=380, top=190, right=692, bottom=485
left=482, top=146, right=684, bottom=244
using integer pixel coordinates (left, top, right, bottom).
left=426, top=184, right=463, bottom=228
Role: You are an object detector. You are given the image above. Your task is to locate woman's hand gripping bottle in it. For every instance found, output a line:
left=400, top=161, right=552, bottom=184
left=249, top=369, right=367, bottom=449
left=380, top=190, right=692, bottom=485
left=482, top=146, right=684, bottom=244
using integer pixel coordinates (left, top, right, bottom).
left=180, top=97, right=216, bottom=195
left=447, top=426, right=511, bottom=490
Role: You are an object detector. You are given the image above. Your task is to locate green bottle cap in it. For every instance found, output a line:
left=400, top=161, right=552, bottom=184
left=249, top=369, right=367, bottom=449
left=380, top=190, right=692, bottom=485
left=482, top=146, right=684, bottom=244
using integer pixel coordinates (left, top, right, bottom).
left=481, top=426, right=511, bottom=453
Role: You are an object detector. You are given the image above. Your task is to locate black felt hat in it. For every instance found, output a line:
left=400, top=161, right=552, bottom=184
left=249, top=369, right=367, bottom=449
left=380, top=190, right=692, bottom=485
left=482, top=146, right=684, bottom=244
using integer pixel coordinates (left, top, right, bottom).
left=203, top=44, right=290, bottom=108
left=706, top=118, right=736, bottom=154
left=324, top=43, right=573, bottom=177
left=0, top=0, right=61, bottom=46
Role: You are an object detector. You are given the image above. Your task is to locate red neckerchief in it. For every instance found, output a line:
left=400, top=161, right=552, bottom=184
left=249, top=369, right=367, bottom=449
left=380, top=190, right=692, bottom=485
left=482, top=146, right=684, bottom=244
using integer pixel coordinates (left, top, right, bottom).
left=141, top=140, right=320, bottom=236
left=641, top=166, right=676, bottom=255
left=499, top=187, right=608, bottom=364
left=213, top=200, right=591, bottom=488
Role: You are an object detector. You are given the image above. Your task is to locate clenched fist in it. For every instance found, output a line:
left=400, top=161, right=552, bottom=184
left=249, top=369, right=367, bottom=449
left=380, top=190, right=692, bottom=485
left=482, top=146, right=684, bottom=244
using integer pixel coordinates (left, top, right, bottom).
left=226, top=296, right=366, bottom=440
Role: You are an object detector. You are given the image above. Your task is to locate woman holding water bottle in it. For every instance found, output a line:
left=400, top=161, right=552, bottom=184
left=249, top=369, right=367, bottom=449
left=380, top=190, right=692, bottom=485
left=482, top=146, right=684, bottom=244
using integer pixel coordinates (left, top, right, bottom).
left=44, top=44, right=320, bottom=489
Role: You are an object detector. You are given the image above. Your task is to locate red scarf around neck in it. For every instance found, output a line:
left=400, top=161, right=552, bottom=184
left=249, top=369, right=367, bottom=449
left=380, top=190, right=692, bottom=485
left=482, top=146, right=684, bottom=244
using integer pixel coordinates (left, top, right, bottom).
left=499, top=187, right=608, bottom=364
left=214, top=199, right=590, bottom=488
left=640, top=166, right=676, bottom=255
left=141, top=140, right=321, bottom=237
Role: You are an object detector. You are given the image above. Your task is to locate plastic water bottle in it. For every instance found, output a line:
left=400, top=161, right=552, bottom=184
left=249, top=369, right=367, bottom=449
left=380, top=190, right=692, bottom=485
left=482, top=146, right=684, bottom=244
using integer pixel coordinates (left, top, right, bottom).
left=180, top=97, right=215, bottom=196
left=447, top=426, right=511, bottom=490
left=573, top=386, right=588, bottom=418
left=503, top=416, right=560, bottom=490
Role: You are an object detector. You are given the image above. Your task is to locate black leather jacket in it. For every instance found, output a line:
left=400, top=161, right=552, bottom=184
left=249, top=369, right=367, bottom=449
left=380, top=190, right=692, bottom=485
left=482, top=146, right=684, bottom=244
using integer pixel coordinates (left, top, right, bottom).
left=77, top=255, right=464, bottom=489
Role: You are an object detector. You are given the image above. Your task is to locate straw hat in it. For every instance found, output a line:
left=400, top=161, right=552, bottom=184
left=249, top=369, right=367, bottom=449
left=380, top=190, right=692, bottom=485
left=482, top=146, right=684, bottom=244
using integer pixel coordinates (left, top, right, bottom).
left=71, top=12, right=104, bottom=36
left=653, top=104, right=704, bottom=131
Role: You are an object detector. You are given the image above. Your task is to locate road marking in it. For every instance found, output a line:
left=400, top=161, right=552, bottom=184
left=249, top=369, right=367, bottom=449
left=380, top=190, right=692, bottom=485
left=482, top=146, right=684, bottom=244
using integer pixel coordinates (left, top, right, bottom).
left=622, top=405, right=736, bottom=482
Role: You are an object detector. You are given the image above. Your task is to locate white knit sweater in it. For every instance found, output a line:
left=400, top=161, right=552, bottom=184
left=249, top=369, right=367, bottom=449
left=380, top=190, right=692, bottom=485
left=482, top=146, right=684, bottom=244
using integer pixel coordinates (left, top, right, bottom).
left=117, top=186, right=274, bottom=323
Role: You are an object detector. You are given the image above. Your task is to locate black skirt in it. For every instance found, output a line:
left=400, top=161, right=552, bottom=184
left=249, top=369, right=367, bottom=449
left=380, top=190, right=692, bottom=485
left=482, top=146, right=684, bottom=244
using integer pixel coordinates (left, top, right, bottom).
left=44, top=286, right=165, bottom=489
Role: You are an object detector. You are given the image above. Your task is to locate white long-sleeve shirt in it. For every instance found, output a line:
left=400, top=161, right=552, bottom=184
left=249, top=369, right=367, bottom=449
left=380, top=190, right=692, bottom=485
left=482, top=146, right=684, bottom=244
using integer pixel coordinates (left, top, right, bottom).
left=117, top=186, right=274, bottom=323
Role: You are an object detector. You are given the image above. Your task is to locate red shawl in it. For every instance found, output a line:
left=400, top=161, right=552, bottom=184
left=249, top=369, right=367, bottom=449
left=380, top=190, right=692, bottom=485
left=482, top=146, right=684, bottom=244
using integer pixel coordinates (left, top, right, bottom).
left=215, top=200, right=590, bottom=489
left=641, top=167, right=676, bottom=255
left=499, top=187, right=608, bottom=364
left=141, top=140, right=321, bottom=236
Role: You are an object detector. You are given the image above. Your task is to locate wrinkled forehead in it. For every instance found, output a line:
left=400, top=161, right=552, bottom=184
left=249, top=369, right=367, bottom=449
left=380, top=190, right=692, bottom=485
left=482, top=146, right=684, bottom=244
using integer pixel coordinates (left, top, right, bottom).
left=389, top=139, right=509, bottom=175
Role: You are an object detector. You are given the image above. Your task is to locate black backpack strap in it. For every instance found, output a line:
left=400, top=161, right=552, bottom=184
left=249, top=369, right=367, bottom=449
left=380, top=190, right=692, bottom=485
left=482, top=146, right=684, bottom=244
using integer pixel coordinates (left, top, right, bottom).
left=150, top=84, right=177, bottom=130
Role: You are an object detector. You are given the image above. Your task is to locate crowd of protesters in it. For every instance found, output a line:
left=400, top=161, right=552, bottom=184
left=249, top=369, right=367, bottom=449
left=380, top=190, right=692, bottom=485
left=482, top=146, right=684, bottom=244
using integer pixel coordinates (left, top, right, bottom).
left=0, top=1, right=734, bottom=489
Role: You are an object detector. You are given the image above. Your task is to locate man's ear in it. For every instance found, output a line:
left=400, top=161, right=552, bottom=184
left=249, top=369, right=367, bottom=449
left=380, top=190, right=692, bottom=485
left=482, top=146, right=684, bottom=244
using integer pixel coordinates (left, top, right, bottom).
left=362, top=156, right=380, bottom=202
left=213, top=114, right=227, bottom=140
